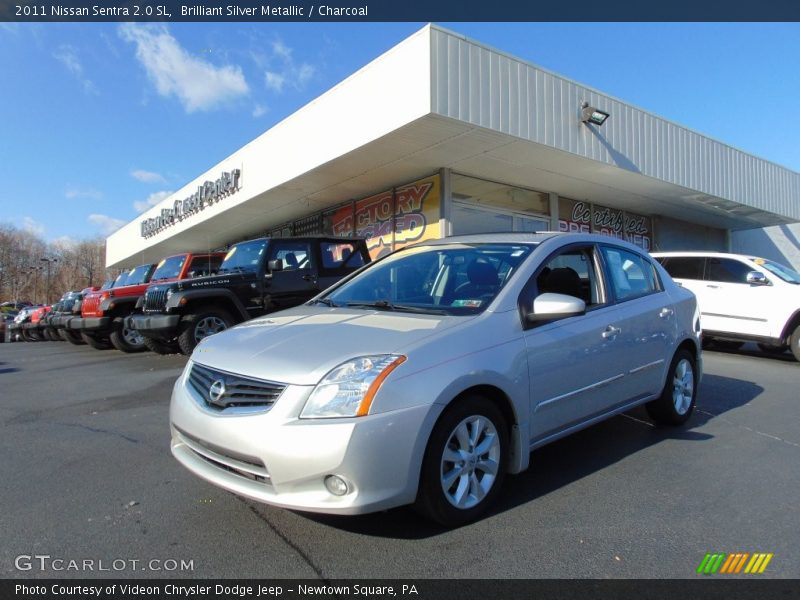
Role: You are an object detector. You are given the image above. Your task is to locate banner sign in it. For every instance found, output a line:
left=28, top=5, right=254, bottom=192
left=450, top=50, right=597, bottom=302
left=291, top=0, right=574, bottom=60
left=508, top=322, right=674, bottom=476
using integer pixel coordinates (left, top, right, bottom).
left=558, top=199, right=652, bottom=250
left=331, top=175, right=440, bottom=259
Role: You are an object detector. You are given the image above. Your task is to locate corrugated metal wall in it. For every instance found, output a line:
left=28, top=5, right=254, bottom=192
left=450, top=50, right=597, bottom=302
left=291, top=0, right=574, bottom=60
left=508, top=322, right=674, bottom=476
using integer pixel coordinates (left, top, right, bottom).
left=430, top=27, right=800, bottom=221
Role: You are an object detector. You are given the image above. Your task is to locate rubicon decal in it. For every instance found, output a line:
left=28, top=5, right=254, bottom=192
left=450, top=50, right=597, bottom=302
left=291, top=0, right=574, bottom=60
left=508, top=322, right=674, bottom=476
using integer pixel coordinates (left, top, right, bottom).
left=696, top=552, right=774, bottom=574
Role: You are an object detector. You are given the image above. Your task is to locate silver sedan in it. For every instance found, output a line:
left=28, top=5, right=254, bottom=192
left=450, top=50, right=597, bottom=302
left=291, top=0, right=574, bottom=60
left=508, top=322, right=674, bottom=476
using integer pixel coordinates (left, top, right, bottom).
left=170, top=233, right=702, bottom=526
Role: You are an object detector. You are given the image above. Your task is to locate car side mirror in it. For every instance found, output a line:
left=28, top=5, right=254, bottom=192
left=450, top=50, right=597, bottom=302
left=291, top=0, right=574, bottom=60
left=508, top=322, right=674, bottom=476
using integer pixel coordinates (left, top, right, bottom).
left=267, top=259, right=283, bottom=273
left=746, top=271, right=768, bottom=286
left=526, top=293, right=586, bottom=323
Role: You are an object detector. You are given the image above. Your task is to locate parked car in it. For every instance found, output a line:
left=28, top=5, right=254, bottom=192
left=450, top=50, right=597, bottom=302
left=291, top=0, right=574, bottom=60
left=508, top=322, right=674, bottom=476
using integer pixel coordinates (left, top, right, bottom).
left=21, top=305, right=52, bottom=342
left=1, top=311, right=18, bottom=342
left=128, top=237, right=370, bottom=355
left=8, top=306, right=41, bottom=341
left=170, top=233, right=702, bottom=526
left=69, top=253, right=224, bottom=353
left=652, top=251, right=800, bottom=361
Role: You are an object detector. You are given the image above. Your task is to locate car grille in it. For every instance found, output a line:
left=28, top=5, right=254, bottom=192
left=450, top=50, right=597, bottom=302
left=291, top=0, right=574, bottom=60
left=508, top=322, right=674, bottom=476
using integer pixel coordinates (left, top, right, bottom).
left=81, top=295, right=101, bottom=315
left=143, top=288, right=168, bottom=313
left=175, top=427, right=270, bottom=484
left=187, top=362, right=286, bottom=413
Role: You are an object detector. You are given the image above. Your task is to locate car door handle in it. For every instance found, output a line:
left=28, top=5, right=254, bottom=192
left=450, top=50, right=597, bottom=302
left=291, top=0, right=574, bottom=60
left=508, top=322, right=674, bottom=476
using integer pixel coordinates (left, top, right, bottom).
left=706, top=284, right=720, bottom=289
left=602, top=325, right=621, bottom=339
left=302, top=274, right=316, bottom=282
left=659, top=307, right=674, bottom=318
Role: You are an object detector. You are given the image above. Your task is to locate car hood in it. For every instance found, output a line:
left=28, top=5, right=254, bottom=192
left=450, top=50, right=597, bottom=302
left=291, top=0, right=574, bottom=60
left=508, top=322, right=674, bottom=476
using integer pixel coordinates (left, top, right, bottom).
left=190, top=305, right=469, bottom=386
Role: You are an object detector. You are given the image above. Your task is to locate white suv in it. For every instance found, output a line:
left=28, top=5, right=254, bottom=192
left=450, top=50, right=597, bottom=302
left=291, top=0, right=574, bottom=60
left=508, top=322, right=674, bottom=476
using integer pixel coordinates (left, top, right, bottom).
left=652, top=252, right=800, bottom=361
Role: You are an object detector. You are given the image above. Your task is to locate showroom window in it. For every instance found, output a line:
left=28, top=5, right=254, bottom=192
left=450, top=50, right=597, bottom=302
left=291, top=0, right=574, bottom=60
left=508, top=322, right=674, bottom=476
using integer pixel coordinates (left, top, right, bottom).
left=451, top=174, right=549, bottom=235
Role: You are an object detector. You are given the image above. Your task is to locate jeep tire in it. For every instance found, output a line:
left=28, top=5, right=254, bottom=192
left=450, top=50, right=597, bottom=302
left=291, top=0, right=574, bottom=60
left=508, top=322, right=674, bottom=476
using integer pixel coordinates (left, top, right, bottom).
left=791, top=325, right=800, bottom=362
left=178, top=308, right=234, bottom=356
left=109, top=322, right=147, bottom=353
left=80, top=332, right=112, bottom=350
left=142, top=336, right=179, bottom=355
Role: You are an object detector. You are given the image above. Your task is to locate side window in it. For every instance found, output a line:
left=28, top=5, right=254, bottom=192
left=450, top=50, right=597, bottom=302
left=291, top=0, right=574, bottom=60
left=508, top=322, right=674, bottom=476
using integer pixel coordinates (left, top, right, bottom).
left=659, top=257, right=705, bottom=280
left=188, top=255, right=223, bottom=277
left=706, top=258, right=751, bottom=284
left=601, top=246, right=659, bottom=301
left=271, top=242, right=312, bottom=271
left=529, top=246, right=602, bottom=307
left=321, top=242, right=366, bottom=271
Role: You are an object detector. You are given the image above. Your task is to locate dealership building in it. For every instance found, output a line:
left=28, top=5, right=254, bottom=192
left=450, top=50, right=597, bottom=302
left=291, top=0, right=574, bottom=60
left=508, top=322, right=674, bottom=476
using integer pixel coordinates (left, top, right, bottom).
left=106, top=25, right=800, bottom=269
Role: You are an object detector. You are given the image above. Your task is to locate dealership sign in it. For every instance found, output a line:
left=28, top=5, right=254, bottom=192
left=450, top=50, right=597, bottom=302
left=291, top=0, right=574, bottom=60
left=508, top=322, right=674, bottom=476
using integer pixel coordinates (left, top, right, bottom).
left=140, top=169, right=241, bottom=238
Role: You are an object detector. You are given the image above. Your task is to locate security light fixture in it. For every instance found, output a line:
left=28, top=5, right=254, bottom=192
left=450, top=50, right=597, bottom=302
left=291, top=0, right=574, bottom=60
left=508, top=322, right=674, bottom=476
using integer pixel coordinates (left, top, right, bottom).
left=581, top=103, right=610, bottom=126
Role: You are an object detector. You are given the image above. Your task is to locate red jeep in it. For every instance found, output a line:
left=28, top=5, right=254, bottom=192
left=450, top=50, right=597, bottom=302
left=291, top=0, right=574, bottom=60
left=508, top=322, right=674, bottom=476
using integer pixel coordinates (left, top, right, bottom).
left=69, top=253, right=224, bottom=352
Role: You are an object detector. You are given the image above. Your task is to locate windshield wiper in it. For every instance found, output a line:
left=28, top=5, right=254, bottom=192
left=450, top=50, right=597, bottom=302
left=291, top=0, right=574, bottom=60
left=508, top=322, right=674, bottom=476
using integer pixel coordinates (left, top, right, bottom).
left=311, top=298, right=339, bottom=307
left=346, top=300, right=448, bottom=315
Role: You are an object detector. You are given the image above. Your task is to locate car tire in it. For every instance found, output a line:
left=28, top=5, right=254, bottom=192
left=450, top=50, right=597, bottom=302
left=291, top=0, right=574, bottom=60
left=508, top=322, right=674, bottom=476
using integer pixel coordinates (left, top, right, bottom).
left=646, top=349, right=697, bottom=426
left=46, top=329, right=60, bottom=342
left=790, top=325, right=800, bottom=363
left=415, top=395, right=509, bottom=527
left=109, top=322, right=147, bottom=353
left=142, top=336, right=179, bottom=355
left=757, top=342, right=787, bottom=356
left=21, top=329, right=39, bottom=342
left=80, top=332, right=112, bottom=350
left=178, top=308, right=234, bottom=356
left=62, top=329, right=85, bottom=345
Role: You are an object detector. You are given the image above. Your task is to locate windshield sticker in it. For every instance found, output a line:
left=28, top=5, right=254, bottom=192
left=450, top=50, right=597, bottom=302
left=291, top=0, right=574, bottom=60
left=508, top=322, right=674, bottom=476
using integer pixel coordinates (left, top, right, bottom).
left=224, top=247, right=237, bottom=261
left=156, top=259, right=166, bottom=269
left=451, top=299, right=483, bottom=308
left=753, top=258, right=765, bottom=265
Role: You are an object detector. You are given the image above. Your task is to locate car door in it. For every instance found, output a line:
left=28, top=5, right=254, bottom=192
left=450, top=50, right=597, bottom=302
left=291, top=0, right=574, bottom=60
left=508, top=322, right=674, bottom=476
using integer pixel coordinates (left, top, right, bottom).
left=598, top=245, right=674, bottom=403
left=523, top=244, right=630, bottom=443
left=700, top=257, right=773, bottom=337
left=265, top=240, right=317, bottom=310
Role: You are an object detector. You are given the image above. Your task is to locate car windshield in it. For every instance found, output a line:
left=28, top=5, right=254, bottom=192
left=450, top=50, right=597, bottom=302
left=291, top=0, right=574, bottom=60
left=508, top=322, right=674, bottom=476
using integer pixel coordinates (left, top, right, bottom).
left=112, top=272, right=129, bottom=287
left=124, top=264, right=154, bottom=286
left=754, top=258, right=800, bottom=284
left=218, top=239, right=267, bottom=273
left=151, top=255, right=187, bottom=281
left=323, top=242, right=536, bottom=315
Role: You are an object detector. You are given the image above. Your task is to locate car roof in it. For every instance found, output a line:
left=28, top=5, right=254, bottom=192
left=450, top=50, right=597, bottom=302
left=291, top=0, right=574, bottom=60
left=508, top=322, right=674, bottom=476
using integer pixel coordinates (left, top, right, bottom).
left=650, top=251, right=764, bottom=261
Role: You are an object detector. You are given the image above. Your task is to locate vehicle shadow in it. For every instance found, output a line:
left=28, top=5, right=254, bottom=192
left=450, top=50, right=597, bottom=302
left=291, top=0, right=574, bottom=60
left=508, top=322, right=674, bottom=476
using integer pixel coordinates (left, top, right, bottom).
left=298, top=374, right=763, bottom=539
left=705, top=343, right=796, bottom=364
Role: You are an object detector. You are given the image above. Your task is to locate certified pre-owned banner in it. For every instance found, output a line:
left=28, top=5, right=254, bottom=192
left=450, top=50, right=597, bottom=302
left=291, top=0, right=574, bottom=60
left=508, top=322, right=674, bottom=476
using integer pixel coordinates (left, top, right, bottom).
left=4, top=0, right=800, bottom=22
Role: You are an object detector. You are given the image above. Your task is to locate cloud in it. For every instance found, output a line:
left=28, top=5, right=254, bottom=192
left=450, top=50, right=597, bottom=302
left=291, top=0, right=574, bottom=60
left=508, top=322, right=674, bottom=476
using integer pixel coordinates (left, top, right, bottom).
left=53, top=235, right=78, bottom=249
left=131, top=169, right=166, bottom=184
left=65, top=186, right=103, bottom=200
left=252, top=104, right=269, bottom=118
left=133, top=190, right=173, bottom=213
left=88, top=214, right=126, bottom=235
left=264, top=72, right=285, bottom=93
left=119, top=24, right=249, bottom=113
left=22, top=217, right=45, bottom=237
left=263, top=38, right=315, bottom=94
left=53, top=44, right=98, bottom=95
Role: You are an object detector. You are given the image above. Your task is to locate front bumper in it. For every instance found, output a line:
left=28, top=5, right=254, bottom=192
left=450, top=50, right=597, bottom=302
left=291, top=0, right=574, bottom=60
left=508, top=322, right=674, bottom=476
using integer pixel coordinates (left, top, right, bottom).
left=170, top=365, right=439, bottom=515
left=126, top=313, right=181, bottom=339
left=67, top=316, right=111, bottom=333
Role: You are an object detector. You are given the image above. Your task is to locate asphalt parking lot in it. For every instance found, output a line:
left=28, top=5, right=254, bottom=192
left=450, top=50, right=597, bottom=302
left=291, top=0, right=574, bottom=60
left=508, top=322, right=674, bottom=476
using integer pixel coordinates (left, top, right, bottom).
left=1, top=340, right=797, bottom=579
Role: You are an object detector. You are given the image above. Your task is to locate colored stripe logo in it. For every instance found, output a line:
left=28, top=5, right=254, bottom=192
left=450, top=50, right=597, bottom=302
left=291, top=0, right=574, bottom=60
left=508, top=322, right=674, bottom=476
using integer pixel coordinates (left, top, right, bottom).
left=697, top=552, right=773, bottom=574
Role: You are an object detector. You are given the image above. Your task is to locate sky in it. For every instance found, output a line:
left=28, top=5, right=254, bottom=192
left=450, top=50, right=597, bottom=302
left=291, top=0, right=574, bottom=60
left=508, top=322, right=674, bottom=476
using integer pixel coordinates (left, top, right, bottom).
left=1, top=22, right=799, bottom=245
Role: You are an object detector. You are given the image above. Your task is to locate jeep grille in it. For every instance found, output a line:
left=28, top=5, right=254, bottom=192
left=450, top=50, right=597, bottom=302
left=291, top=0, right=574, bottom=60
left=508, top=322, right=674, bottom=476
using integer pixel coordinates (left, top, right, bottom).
left=143, top=288, right=168, bottom=313
left=187, top=363, right=286, bottom=414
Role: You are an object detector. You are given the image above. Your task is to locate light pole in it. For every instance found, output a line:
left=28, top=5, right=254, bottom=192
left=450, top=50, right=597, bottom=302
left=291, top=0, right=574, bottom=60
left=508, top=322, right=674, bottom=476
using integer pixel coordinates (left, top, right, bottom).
left=27, top=266, right=43, bottom=304
left=40, top=257, right=58, bottom=304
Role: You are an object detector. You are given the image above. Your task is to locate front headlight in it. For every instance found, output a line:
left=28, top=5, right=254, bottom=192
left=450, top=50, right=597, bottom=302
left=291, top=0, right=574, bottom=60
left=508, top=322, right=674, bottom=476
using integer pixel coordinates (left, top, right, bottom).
left=301, top=355, right=406, bottom=419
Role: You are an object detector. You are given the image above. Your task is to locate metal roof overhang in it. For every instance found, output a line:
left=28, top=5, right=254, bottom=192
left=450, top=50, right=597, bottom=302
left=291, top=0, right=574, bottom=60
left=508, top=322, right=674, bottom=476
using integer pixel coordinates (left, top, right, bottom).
left=116, top=112, right=794, bottom=267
